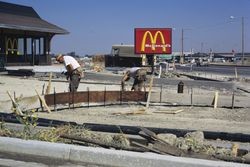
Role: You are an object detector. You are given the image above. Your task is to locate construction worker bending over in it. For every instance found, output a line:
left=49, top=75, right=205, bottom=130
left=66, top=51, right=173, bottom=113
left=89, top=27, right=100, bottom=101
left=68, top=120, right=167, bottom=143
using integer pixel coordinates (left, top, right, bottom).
left=56, top=54, right=83, bottom=92
left=121, top=67, right=147, bottom=91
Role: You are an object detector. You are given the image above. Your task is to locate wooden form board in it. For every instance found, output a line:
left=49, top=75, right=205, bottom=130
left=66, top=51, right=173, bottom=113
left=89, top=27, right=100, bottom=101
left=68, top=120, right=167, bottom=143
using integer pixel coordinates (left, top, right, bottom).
left=44, top=91, right=148, bottom=106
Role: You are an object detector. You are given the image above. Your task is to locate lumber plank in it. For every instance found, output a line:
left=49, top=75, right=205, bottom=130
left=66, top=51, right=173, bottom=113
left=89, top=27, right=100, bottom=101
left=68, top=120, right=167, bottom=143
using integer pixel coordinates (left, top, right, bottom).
left=112, top=108, right=148, bottom=115
left=153, top=109, right=184, bottom=114
left=139, top=127, right=184, bottom=156
left=131, top=141, right=164, bottom=154
left=60, top=134, right=146, bottom=152
left=152, top=140, right=184, bottom=156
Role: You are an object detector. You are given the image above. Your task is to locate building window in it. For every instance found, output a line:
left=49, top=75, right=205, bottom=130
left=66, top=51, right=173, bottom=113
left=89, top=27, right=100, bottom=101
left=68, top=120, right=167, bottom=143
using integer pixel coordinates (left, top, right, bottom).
left=17, top=38, right=24, bottom=55
left=40, top=37, right=44, bottom=55
left=26, top=38, right=32, bottom=54
left=35, top=39, right=39, bottom=55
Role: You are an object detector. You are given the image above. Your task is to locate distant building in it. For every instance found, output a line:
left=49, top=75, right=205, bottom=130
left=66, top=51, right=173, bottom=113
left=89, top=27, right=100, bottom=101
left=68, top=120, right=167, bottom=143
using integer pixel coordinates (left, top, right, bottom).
left=0, top=1, right=68, bottom=67
left=109, top=44, right=156, bottom=67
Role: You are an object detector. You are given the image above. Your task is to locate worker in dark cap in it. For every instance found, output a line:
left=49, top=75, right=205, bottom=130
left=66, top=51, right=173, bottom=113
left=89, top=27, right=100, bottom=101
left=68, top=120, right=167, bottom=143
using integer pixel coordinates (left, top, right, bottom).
left=56, top=54, right=83, bottom=92
left=121, top=67, right=147, bottom=91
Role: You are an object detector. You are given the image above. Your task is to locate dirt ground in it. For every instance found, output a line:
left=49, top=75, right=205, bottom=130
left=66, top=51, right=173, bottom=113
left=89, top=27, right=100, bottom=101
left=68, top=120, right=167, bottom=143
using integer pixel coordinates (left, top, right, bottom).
left=0, top=74, right=250, bottom=135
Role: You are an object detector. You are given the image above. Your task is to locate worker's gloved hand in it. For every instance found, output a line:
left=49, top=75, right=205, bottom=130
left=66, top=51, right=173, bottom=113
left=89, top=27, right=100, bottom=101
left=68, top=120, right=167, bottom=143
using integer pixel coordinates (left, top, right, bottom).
left=61, top=71, right=68, bottom=75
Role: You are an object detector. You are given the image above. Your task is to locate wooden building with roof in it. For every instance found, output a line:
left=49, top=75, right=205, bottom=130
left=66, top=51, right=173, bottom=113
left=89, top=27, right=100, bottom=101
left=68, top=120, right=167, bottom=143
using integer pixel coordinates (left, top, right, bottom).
left=0, top=1, right=68, bottom=67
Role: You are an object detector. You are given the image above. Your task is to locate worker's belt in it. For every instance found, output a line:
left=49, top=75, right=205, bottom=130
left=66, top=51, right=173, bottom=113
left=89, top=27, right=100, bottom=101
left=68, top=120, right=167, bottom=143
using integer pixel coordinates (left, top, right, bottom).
left=71, top=67, right=83, bottom=76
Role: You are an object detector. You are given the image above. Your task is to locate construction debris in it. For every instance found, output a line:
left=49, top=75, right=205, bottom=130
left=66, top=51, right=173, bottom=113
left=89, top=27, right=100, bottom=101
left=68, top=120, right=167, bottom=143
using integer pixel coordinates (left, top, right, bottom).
left=112, top=108, right=148, bottom=115
left=153, top=109, right=184, bottom=114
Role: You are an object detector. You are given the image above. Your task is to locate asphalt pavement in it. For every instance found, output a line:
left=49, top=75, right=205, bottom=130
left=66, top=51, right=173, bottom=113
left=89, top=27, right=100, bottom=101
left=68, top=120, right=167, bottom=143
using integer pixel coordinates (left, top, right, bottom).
left=84, top=72, right=234, bottom=91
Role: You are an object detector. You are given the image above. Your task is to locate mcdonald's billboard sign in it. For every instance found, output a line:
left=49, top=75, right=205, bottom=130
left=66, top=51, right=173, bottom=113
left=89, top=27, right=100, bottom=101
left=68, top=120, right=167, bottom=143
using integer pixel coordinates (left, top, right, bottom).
left=135, top=28, right=172, bottom=54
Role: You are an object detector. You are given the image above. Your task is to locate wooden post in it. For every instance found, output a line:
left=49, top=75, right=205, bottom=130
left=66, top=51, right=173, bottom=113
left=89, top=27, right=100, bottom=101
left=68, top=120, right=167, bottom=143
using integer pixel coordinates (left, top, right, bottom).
left=212, top=91, right=219, bottom=109
left=45, top=72, right=52, bottom=94
left=231, top=143, right=239, bottom=157
left=53, top=87, right=56, bottom=112
left=87, top=87, right=89, bottom=108
left=158, top=65, right=162, bottom=78
left=160, top=85, right=163, bottom=104
left=146, top=75, right=154, bottom=109
left=234, top=67, right=238, bottom=79
left=104, top=87, right=106, bottom=107
left=120, top=88, right=122, bottom=105
left=42, top=83, right=45, bottom=95
left=14, top=91, right=16, bottom=100
left=231, top=91, right=235, bottom=109
left=191, top=87, right=193, bottom=106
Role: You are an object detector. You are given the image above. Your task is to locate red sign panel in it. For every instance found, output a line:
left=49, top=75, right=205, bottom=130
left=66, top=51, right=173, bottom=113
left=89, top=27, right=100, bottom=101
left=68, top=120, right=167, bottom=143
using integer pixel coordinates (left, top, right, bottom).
left=135, top=28, right=172, bottom=54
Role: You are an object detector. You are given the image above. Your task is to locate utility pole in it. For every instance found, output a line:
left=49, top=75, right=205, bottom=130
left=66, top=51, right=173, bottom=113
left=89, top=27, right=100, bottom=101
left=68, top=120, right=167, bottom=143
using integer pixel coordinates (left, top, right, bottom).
left=181, top=28, right=184, bottom=64
left=241, top=16, right=245, bottom=65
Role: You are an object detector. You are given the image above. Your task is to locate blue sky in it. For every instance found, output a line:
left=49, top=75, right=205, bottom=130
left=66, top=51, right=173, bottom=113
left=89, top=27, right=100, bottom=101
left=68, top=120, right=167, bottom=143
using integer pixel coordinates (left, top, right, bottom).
left=3, top=0, right=250, bottom=55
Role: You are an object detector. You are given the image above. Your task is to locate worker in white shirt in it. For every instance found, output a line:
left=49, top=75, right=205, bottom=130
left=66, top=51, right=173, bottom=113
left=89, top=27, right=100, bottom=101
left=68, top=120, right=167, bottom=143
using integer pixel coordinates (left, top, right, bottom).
left=121, top=67, right=147, bottom=91
left=56, top=54, right=83, bottom=92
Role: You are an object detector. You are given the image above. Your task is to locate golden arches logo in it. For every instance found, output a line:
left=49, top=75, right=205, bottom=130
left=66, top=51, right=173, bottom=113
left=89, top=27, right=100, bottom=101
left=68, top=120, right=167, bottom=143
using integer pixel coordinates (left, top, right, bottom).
left=6, top=38, right=18, bottom=54
left=140, top=31, right=166, bottom=52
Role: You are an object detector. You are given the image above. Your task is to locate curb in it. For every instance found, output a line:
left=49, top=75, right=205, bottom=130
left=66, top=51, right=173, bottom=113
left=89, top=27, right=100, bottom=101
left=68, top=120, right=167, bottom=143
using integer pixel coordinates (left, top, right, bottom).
left=0, top=137, right=248, bottom=167
left=179, top=73, right=222, bottom=82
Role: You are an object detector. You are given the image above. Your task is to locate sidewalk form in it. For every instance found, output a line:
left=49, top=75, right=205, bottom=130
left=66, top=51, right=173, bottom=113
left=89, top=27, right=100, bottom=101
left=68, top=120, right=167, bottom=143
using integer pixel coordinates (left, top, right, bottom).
left=0, top=137, right=248, bottom=167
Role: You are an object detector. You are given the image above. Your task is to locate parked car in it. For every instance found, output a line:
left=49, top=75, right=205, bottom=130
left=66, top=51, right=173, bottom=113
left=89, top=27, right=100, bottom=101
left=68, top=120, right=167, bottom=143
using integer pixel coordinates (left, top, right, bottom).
left=196, top=58, right=209, bottom=67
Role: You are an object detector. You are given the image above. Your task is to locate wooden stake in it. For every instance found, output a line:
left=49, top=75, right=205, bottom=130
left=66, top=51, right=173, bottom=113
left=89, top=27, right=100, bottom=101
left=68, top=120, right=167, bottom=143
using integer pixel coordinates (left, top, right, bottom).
left=146, top=75, right=154, bottom=109
left=104, top=87, right=106, bottom=107
left=191, top=87, right=193, bottom=106
left=87, top=87, right=89, bottom=108
left=234, top=67, right=238, bottom=79
left=6, top=91, right=23, bottom=116
left=35, top=89, right=51, bottom=113
left=120, top=90, right=122, bottom=105
left=42, top=83, right=45, bottom=95
left=212, top=91, right=219, bottom=109
left=231, top=91, right=235, bottom=109
left=53, top=87, right=57, bottom=112
left=231, top=143, right=239, bottom=157
left=45, top=72, right=52, bottom=94
left=160, top=84, right=162, bottom=104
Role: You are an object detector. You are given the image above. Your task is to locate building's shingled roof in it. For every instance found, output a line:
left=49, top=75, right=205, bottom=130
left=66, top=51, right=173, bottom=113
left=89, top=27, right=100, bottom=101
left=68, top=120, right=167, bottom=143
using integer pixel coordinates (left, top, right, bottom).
left=0, top=1, right=69, bottom=34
